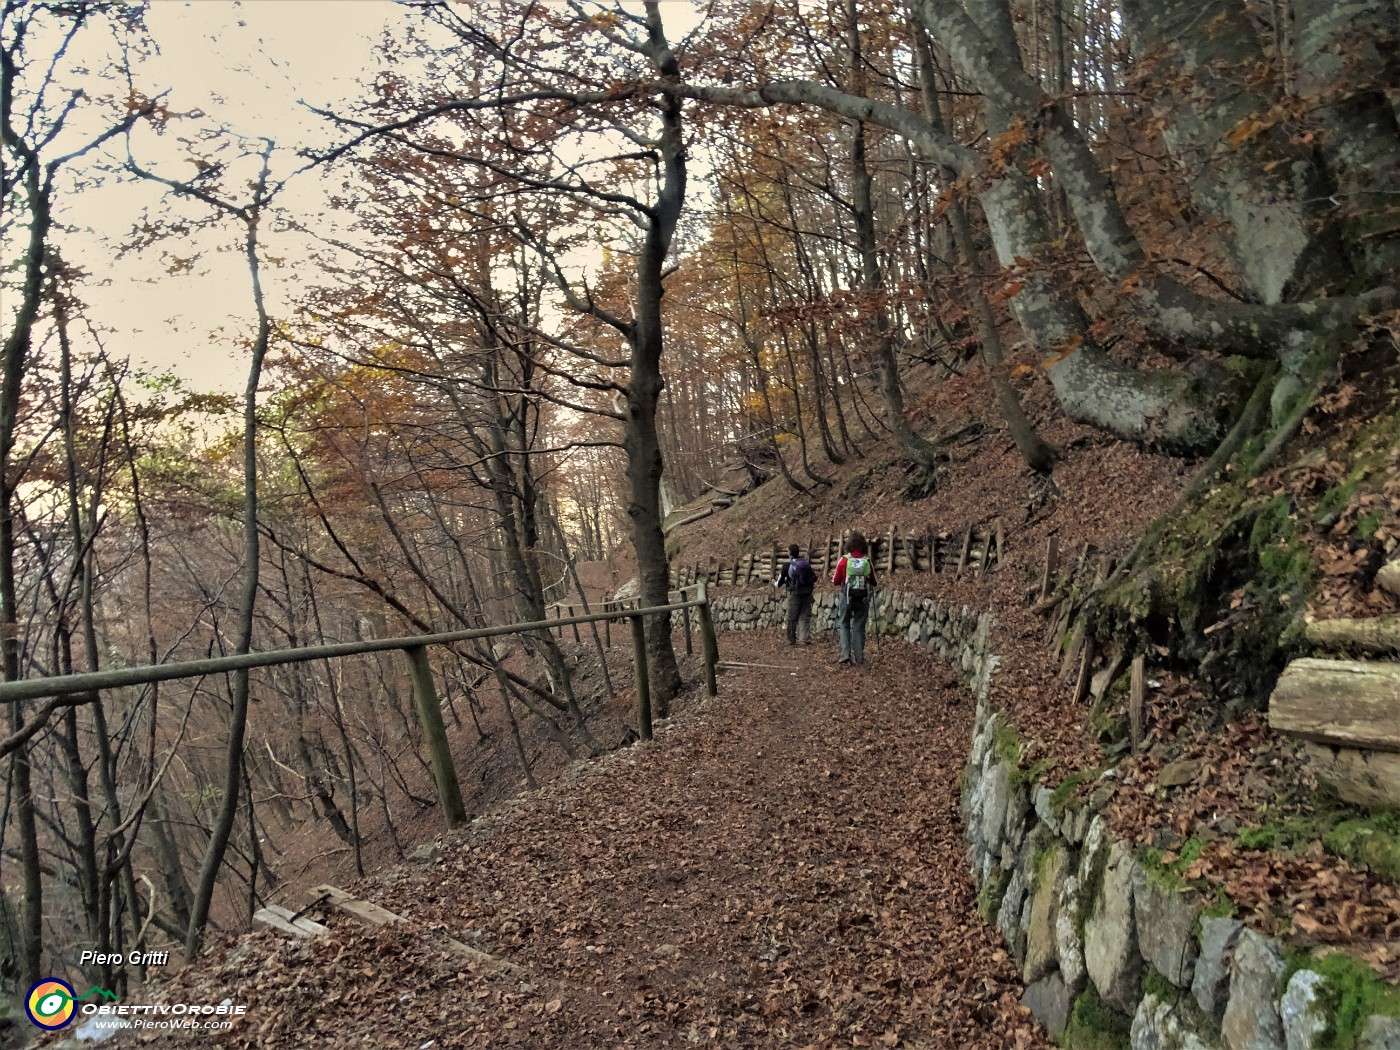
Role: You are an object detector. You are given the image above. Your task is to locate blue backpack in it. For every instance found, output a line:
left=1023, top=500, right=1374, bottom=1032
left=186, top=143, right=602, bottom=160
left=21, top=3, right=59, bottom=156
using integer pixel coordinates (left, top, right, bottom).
left=786, top=556, right=816, bottom=592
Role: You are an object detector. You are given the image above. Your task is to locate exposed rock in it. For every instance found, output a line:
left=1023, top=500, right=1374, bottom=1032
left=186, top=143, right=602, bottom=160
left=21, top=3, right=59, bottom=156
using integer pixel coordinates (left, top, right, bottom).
left=997, top=862, right=1029, bottom=955
left=1033, top=785, right=1060, bottom=835
left=1022, top=973, right=1072, bottom=1038
left=1279, top=970, right=1325, bottom=1050
left=1056, top=874, right=1087, bottom=995
left=1360, top=1015, right=1400, bottom=1050
left=1159, top=759, right=1203, bottom=788
left=408, top=843, right=441, bottom=864
left=1084, top=841, right=1143, bottom=1012
left=1133, top=868, right=1200, bottom=987
left=1003, top=779, right=1032, bottom=853
left=1024, top=844, right=1070, bottom=982
left=1080, top=817, right=1108, bottom=884
left=1131, top=993, right=1218, bottom=1050
left=1193, top=917, right=1243, bottom=1021
left=975, top=761, right=1011, bottom=864
left=1221, top=928, right=1286, bottom=1050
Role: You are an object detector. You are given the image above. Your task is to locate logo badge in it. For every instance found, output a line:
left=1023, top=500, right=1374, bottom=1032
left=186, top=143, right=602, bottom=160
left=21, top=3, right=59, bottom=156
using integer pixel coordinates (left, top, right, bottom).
left=26, top=978, right=77, bottom=1030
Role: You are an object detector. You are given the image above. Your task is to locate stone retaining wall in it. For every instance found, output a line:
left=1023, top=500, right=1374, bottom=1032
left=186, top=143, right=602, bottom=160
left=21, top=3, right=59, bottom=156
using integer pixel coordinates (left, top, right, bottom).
left=701, top=587, right=1400, bottom=1050
left=963, top=703, right=1400, bottom=1050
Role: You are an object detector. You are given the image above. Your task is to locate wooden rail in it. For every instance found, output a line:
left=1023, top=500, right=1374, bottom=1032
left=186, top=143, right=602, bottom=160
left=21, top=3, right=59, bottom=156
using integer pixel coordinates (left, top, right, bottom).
left=0, top=593, right=718, bottom=829
left=667, top=523, right=1004, bottom=589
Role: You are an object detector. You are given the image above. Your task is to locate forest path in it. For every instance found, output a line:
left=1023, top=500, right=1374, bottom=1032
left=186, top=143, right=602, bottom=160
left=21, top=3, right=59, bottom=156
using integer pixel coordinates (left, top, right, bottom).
left=121, top=632, right=1051, bottom=1049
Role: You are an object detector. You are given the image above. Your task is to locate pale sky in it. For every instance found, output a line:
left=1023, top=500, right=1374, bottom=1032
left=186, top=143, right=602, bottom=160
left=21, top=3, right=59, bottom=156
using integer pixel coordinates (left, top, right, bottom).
left=51, top=1, right=707, bottom=394
left=59, top=0, right=408, bottom=392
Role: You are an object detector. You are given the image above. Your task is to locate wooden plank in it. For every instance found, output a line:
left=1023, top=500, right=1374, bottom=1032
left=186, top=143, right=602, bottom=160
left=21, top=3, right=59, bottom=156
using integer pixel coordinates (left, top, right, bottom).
left=254, top=904, right=329, bottom=939
left=1129, top=656, right=1145, bottom=753
left=310, top=884, right=404, bottom=927
left=885, top=524, right=897, bottom=576
left=1269, top=658, right=1400, bottom=753
left=308, top=885, right=513, bottom=972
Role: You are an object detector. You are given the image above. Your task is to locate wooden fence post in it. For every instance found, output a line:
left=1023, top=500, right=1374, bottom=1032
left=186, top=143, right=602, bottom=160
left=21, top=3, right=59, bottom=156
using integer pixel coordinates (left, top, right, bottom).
left=682, top=593, right=693, bottom=655
left=603, top=601, right=612, bottom=649
left=696, top=581, right=718, bottom=697
left=404, top=645, right=467, bottom=828
left=1129, top=656, right=1145, bottom=753
left=629, top=614, right=653, bottom=741
left=956, top=527, right=973, bottom=577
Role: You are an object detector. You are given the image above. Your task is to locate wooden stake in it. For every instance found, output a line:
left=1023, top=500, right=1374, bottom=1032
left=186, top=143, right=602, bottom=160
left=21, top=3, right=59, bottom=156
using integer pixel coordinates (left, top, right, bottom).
left=1129, top=656, right=1145, bottom=753
left=1072, top=636, right=1096, bottom=705
left=697, top=580, right=719, bottom=697
left=1060, top=619, right=1087, bottom=680
left=956, top=527, right=973, bottom=578
left=404, top=645, right=467, bottom=828
left=1040, top=535, right=1059, bottom=600
left=886, top=523, right=897, bottom=576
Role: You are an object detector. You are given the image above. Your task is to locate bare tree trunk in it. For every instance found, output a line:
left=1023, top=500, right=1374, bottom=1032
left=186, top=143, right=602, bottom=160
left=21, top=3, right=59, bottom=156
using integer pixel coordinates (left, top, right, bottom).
left=183, top=147, right=274, bottom=962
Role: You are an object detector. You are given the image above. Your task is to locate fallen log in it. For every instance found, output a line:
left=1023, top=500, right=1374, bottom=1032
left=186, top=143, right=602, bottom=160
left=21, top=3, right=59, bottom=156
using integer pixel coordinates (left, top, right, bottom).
left=1377, top=559, right=1400, bottom=599
left=1268, top=658, right=1400, bottom=753
left=1303, top=743, right=1400, bottom=810
left=1305, top=616, right=1400, bottom=655
left=663, top=507, right=714, bottom=535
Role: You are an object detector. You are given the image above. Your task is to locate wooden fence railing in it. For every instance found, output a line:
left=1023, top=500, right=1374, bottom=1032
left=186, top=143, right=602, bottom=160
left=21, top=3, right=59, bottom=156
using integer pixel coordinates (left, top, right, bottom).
left=0, top=587, right=720, bottom=829
left=669, top=521, right=1005, bottom=589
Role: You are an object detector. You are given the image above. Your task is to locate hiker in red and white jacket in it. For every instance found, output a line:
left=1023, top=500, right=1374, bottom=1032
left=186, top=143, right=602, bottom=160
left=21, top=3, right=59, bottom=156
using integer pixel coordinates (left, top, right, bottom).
left=831, top=531, right=877, bottom=666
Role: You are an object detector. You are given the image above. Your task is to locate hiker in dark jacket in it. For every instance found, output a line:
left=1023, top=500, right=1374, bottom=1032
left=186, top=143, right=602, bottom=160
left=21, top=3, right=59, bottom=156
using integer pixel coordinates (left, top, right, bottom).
left=774, top=543, right=817, bottom=646
left=832, top=531, right=876, bottom=665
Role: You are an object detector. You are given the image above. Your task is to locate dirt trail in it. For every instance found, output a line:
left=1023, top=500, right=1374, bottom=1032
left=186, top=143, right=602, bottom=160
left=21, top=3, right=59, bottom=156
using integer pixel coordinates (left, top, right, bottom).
left=116, top=632, right=1051, bottom=1049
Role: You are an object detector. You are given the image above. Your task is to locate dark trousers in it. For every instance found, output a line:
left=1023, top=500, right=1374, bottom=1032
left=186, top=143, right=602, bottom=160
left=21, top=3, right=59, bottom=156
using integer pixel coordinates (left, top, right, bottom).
left=786, top=591, right=813, bottom=645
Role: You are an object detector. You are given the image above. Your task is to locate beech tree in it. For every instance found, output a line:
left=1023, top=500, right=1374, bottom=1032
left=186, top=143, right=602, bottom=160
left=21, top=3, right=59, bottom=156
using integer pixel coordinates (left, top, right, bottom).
left=672, top=0, right=1400, bottom=453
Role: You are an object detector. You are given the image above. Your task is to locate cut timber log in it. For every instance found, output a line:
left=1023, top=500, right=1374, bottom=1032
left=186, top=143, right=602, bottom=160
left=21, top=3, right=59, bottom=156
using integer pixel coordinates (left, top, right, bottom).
left=308, top=884, right=513, bottom=973
left=254, top=904, right=329, bottom=939
left=1375, top=559, right=1400, bottom=598
left=1303, top=743, right=1400, bottom=810
left=1268, top=658, right=1400, bottom=753
left=1305, top=616, right=1400, bottom=655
